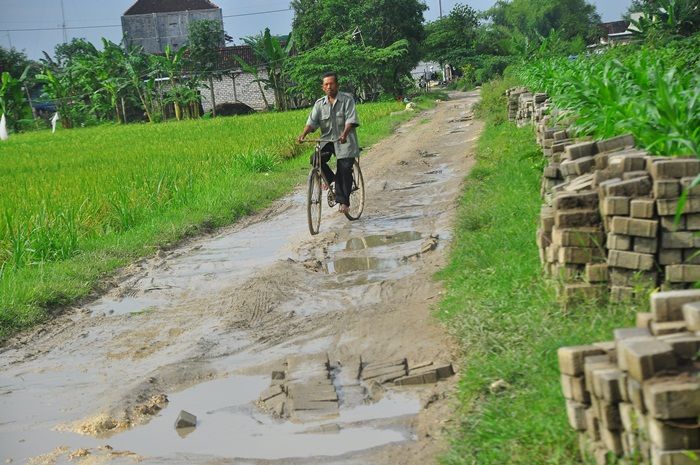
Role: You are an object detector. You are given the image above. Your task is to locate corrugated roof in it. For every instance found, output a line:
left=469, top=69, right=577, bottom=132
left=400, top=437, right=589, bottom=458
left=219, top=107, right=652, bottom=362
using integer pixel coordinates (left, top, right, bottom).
left=124, top=0, right=219, bottom=16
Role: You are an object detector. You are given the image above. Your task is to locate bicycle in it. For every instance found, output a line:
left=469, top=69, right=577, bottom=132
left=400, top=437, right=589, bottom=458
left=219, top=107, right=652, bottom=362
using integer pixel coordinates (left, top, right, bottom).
left=302, top=139, right=365, bottom=235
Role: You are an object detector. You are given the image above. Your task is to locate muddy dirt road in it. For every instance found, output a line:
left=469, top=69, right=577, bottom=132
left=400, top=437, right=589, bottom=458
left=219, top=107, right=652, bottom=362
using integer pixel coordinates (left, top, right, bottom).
left=1, top=91, right=482, bottom=465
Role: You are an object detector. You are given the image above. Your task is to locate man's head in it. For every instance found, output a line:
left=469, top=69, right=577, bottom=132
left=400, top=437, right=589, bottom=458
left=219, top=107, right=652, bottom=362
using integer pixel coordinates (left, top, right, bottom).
left=321, top=72, right=339, bottom=98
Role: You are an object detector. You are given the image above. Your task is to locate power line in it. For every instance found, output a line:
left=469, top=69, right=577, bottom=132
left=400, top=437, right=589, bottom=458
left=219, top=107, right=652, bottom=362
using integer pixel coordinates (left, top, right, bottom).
left=0, top=8, right=293, bottom=33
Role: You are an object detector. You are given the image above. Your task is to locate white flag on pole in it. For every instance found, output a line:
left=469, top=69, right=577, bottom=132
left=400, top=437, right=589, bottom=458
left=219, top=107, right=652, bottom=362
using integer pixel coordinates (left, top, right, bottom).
left=0, top=113, right=8, bottom=141
left=51, top=112, right=59, bottom=134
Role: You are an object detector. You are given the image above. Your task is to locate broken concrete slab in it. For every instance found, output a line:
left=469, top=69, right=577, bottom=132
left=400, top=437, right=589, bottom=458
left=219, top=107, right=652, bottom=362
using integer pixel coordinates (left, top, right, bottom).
left=174, top=410, right=196, bottom=429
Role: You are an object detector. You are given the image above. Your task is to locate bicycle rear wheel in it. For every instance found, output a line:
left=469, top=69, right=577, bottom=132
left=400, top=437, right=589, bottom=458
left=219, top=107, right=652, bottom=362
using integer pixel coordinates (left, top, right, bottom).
left=307, top=168, right=323, bottom=235
left=344, top=161, right=365, bottom=221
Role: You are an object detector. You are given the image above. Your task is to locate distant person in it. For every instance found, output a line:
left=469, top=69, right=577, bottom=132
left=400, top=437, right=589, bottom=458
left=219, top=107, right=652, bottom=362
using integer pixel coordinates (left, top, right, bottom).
left=297, top=72, right=360, bottom=214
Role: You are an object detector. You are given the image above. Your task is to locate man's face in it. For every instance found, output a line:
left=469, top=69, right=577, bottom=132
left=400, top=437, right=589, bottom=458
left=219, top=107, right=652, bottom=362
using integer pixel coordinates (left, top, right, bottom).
left=322, top=76, right=339, bottom=98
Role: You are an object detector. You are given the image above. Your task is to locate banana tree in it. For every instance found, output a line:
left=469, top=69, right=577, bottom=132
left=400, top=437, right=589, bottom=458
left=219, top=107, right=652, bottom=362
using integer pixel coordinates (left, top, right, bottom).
left=153, top=44, right=188, bottom=120
left=240, top=28, right=294, bottom=110
left=0, top=67, right=30, bottom=132
left=36, top=68, right=74, bottom=128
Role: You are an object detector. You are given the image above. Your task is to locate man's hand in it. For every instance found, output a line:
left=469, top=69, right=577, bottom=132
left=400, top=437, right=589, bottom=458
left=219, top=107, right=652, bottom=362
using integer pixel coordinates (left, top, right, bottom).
left=297, top=133, right=306, bottom=144
left=339, top=134, right=348, bottom=144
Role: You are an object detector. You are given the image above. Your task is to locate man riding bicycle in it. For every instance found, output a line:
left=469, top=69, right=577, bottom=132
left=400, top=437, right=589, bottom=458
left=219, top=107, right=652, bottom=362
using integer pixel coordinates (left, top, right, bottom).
left=297, top=72, right=360, bottom=214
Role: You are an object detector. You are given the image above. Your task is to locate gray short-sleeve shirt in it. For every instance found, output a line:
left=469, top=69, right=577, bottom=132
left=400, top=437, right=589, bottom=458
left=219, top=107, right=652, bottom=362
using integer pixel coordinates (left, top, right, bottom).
left=305, top=91, right=360, bottom=159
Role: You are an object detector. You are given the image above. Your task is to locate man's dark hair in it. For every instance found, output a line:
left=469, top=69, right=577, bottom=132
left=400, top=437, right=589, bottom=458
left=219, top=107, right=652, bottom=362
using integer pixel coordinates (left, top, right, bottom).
left=322, top=71, right=338, bottom=83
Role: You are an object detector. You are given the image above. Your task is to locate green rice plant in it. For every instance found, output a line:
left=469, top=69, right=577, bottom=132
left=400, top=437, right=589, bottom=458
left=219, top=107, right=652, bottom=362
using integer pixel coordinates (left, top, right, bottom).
left=234, top=150, right=281, bottom=173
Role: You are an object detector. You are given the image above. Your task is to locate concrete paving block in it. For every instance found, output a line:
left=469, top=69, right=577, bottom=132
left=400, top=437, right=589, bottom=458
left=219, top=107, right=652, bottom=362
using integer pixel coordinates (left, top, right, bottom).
left=598, top=401, right=623, bottom=431
left=610, top=286, right=635, bottom=303
left=610, top=268, right=658, bottom=287
left=661, top=231, right=695, bottom=249
left=608, top=250, right=655, bottom=271
left=654, top=180, right=681, bottom=199
left=636, top=312, right=653, bottom=329
left=555, top=210, right=601, bottom=228
left=560, top=283, right=607, bottom=304
left=600, top=427, right=624, bottom=456
left=623, top=170, right=650, bottom=180
left=574, top=156, right=596, bottom=176
left=661, top=333, right=700, bottom=361
left=602, top=197, right=631, bottom=216
left=605, top=177, right=652, bottom=197
left=585, top=407, right=601, bottom=440
left=649, top=159, right=700, bottom=179
left=660, top=215, right=686, bottom=232
left=260, top=385, right=285, bottom=402
left=666, top=265, right=700, bottom=283
left=553, top=227, right=604, bottom=247
left=434, top=364, right=455, bottom=379
left=680, top=177, right=700, bottom=196
left=614, top=327, right=652, bottom=341
left=585, top=357, right=616, bottom=393
left=651, top=448, right=700, bottom=465
left=543, top=163, right=560, bottom=178
left=596, top=134, right=635, bottom=154
left=175, top=410, right=197, bottom=429
left=566, top=400, right=588, bottom=431
left=660, top=249, right=684, bottom=265
left=394, top=370, right=438, bottom=386
left=554, top=191, right=600, bottom=210
left=650, top=320, right=688, bottom=336
left=558, top=247, right=606, bottom=264
left=361, top=360, right=407, bottom=380
left=558, top=345, right=607, bottom=376
left=610, top=217, right=659, bottom=238
left=290, top=398, right=339, bottom=412
left=608, top=233, right=632, bottom=251
left=682, top=249, right=700, bottom=265
left=619, top=402, right=641, bottom=433
left=585, top=263, right=609, bottom=283
left=627, top=377, right=646, bottom=413
left=657, top=197, right=700, bottom=216
left=561, top=374, right=589, bottom=402
left=634, top=236, right=659, bottom=254
left=631, top=199, right=656, bottom=219
left=683, top=301, right=700, bottom=330
left=592, top=367, right=625, bottom=403
left=620, top=339, right=676, bottom=382
left=287, top=384, right=337, bottom=402
left=375, top=369, right=412, bottom=384
left=686, top=213, right=700, bottom=230
left=565, top=141, right=597, bottom=161
left=644, top=378, right=700, bottom=420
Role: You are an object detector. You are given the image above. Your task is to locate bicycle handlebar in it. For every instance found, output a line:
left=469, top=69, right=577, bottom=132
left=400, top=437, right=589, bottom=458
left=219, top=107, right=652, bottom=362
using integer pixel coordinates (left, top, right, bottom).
left=299, top=138, right=338, bottom=144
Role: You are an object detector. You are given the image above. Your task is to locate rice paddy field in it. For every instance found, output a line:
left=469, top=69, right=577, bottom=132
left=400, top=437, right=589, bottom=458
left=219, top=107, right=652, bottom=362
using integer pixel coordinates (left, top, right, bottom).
left=0, top=99, right=413, bottom=338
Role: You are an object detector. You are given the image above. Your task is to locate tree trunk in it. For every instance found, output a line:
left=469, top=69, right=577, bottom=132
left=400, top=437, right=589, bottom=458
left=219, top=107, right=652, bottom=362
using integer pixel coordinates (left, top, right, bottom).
left=208, top=76, right=216, bottom=117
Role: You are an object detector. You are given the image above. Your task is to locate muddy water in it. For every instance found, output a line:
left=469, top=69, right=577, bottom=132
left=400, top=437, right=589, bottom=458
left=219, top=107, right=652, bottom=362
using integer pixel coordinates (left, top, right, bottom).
left=0, top=91, right=482, bottom=465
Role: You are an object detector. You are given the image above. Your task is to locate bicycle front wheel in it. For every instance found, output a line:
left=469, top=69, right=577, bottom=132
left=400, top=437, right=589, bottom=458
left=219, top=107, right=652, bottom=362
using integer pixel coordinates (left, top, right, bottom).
left=345, top=161, right=365, bottom=221
left=307, top=168, right=323, bottom=235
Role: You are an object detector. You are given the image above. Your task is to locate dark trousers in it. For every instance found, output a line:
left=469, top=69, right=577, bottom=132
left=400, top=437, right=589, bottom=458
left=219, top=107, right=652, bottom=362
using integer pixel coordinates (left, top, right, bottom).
left=320, top=143, right=354, bottom=206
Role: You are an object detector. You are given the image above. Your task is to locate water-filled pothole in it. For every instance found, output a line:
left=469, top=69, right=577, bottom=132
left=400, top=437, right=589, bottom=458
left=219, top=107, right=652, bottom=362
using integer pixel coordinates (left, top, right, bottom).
left=341, top=232, right=422, bottom=251
left=324, top=257, right=402, bottom=274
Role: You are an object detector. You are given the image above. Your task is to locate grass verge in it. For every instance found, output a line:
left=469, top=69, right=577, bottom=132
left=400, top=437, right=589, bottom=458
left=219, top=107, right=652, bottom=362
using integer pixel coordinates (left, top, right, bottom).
left=437, top=81, right=642, bottom=464
left=0, top=96, right=434, bottom=341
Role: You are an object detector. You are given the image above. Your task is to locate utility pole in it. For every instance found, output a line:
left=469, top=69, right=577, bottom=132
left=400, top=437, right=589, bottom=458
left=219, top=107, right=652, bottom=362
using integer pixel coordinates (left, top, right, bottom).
left=6, top=31, right=12, bottom=49
left=60, top=0, right=68, bottom=43
left=438, top=0, right=443, bottom=18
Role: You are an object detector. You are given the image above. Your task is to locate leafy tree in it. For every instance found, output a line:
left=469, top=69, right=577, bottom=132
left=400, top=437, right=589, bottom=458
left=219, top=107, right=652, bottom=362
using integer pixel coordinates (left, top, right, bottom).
left=291, top=0, right=426, bottom=95
left=628, top=0, right=700, bottom=37
left=484, top=0, right=601, bottom=44
left=287, top=37, right=409, bottom=101
left=0, top=47, right=34, bottom=78
left=153, top=44, right=189, bottom=120
left=187, top=19, right=226, bottom=117
left=423, top=4, right=480, bottom=66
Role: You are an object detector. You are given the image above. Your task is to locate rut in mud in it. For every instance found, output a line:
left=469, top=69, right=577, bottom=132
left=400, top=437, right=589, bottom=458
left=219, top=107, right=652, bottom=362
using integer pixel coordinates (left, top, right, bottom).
left=0, top=91, right=483, bottom=465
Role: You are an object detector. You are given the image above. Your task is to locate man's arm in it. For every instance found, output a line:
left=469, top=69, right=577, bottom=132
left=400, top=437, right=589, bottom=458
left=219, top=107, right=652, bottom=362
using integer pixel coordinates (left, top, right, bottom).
left=297, top=124, right=316, bottom=143
left=298, top=103, right=320, bottom=143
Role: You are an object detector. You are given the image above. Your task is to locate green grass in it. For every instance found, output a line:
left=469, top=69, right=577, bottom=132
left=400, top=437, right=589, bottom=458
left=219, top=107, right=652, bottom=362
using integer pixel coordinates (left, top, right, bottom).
left=437, top=86, right=643, bottom=464
left=0, top=97, right=434, bottom=340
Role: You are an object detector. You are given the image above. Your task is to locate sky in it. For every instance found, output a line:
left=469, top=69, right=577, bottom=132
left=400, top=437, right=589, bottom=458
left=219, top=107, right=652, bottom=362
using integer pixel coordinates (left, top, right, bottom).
left=1, top=0, right=633, bottom=60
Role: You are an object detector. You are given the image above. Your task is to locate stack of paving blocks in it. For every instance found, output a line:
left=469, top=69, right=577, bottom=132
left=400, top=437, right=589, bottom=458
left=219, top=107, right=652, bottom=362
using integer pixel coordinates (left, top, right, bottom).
left=507, top=87, right=530, bottom=123
left=558, top=290, right=700, bottom=465
left=648, top=159, right=700, bottom=291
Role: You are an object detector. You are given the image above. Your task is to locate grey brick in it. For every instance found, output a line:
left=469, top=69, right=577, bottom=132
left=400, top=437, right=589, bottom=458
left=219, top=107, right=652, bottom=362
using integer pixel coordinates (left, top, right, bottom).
left=650, top=289, right=700, bottom=322
left=607, top=233, right=632, bottom=251
left=633, top=236, right=658, bottom=254
left=610, top=217, right=658, bottom=238
left=630, top=199, right=656, bottom=218
left=608, top=250, right=655, bottom=270
left=601, top=196, right=630, bottom=216
left=665, top=264, right=700, bottom=283
left=656, top=197, right=700, bottom=215
left=564, top=141, right=597, bottom=160
left=649, top=158, right=700, bottom=179
left=553, top=191, right=599, bottom=210
left=604, top=177, right=652, bottom=197
left=653, top=180, right=681, bottom=199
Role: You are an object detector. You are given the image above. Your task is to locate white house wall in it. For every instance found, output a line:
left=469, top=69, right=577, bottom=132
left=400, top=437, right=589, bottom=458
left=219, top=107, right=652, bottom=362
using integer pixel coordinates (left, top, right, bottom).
left=199, top=70, right=275, bottom=112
